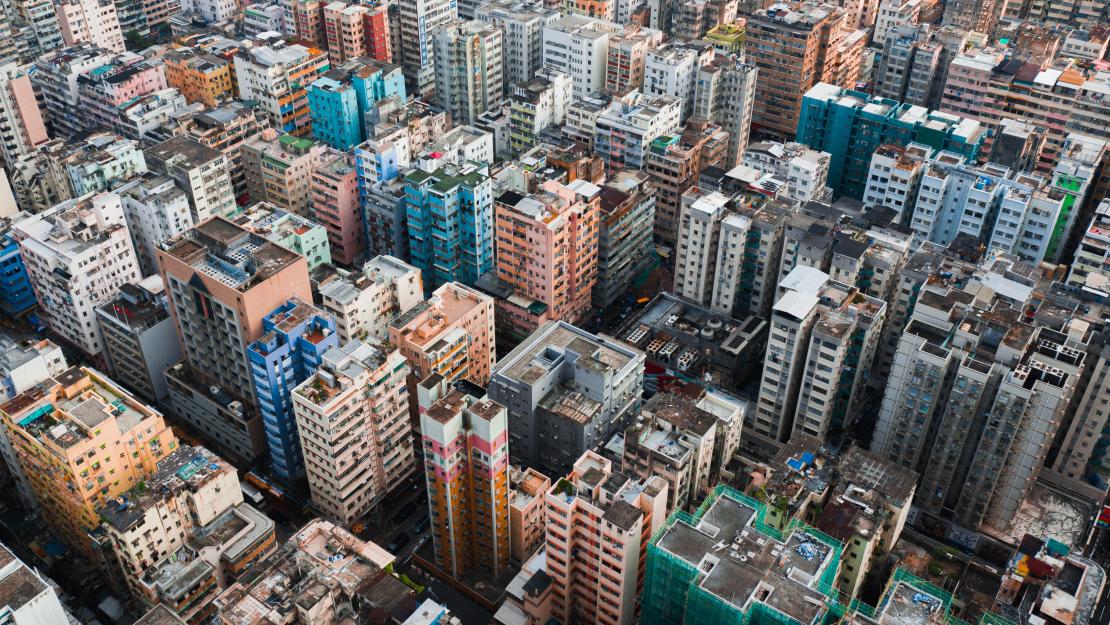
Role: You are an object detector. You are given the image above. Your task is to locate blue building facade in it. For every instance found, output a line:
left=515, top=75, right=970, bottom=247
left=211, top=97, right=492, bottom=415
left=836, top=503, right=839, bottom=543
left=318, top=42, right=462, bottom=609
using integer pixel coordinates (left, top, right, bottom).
left=247, top=299, right=338, bottom=482
left=307, top=78, right=364, bottom=150
left=795, top=83, right=987, bottom=199
left=308, top=59, right=407, bottom=150
left=0, top=228, right=36, bottom=316
left=405, top=162, right=494, bottom=292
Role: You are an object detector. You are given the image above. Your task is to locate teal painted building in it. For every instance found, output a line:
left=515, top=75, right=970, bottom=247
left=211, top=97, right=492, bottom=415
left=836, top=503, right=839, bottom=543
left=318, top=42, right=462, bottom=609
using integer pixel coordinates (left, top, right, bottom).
left=796, top=82, right=987, bottom=199
left=404, top=162, right=494, bottom=292
left=307, top=59, right=406, bottom=150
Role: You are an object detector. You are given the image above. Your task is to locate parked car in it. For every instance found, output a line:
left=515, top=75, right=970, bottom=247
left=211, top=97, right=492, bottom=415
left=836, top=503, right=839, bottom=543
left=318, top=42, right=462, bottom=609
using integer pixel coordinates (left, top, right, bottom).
left=387, top=533, right=411, bottom=552
left=411, top=516, right=430, bottom=534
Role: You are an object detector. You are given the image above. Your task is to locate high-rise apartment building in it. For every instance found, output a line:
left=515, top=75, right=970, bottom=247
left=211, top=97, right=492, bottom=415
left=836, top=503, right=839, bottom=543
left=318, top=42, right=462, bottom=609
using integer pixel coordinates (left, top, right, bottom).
left=19, top=0, right=65, bottom=56
left=493, top=179, right=600, bottom=339
left=396, top=0, right=457, bottom=97
left=115, top=174, right=194, bottom=276
left=1045, top=328, right=1110, bottom=500
left=623, top=391, right=742, bottom=513
left=645, top=118, right=729, bottom=244
left=145, top=135, right=237, bottom=223
left=871, top=254, right=1082, bottom=533
left=418, top=377, right=510, bottom=579
left=643, top=44, right=707, bottom=122
left=11, top=192, right=141, bottom=361
left=75, top=55, right=169, bottom=137
left=0, top=218, right=36, bottom=317
left=56, top=0, right=125, bottom=53
left=745, top=2, right=845, bottom=139
left=247, top=299, right=338, bottom=482
left=60, top=131, right=147, bottom=197
left=96, top=277, right=181, bottom=404
left=8, top=148, right=73, bottom=215
left=0, top=63, right=48, bottom=171
left=404, top=162, right=494, bottom=291
left=321, top=1, right=375, bottom=63
left=307, top=58, right=406, bottom=150
left=489, top=321, right=645, bottom=474
left=563, top=0, right=616, bottom=21
left=594, top=91, right=682, bottom=169
left=545, top=451, right=668, bottom=625
left=508, top=69, right=573, bottom=156
left=0, top=366, right=178, bottom=556
left=742, top=141, right=833, bottom=203
left=1067, top=198, right=1110, bottom=293
left=234, top=39, right=329, bottom=135
left=30, top=44, right=114, bottom=137
left=672, top=190, right=732, bottom=310
left=692, top=54, right=757, bottom=168
left=0, top=337, right=66, bottom=406
left=641, top=485, right=844, bottom=625
left=542, top=14, right=618, bottom=101
left=158, top=218, right=312, bottom=463
left=900, top=150, right=1065, bottom=265
left=311, top=150, right=363, bottom=264
left=595, top=170, right=655, bottom=309
left=475, top=0, right=560, bottom=93
left=796, top=82, right=987, bottom=199
left=389, top=281, right=496, bottom=388
left=231, top=202, right=333, bottom=270
left=941, top=0, right=998, bottom=33
left=432, top=20, right=504, bottom=127
left=164, top=48, right=235, bottom=107
left=873, top=0, right=923, bottom=45
left=940, top=49, right=1107, bottom=181
left=241, top=129, right=328, bottom=215
left=319, top=255, right=423, bottom=343
left=752, top=267, right=829, bottom=442
left=180, top=101, right=266, bottom=199
left=873, top=26, right=944, bottom=108
left=0, top=543, right=72, bottom=624
left=293, top=339, right=415, bottom=524
left=791, top=279, right=886, bottom=441
left=605, top=26, right=661, bottom=96
left=861, top=143, right=930, bottom=221
left=92, top=445, right=275, bottom=621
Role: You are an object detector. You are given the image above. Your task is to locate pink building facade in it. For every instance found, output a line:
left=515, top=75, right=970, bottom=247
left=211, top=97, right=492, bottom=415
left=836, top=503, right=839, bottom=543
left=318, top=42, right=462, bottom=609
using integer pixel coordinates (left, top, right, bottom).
left=57, top=0, right=126, bottom=54
left=494, top=179, right=600, bottom=339
left=389, top=282, right=496, bottom=390
left=312, top=150, right=365, bottom=265
left=0, top=68, right=49, bottom=168
left=544, top=451, right=668, bottom=625
left=79, top=58, right=169, bottom=132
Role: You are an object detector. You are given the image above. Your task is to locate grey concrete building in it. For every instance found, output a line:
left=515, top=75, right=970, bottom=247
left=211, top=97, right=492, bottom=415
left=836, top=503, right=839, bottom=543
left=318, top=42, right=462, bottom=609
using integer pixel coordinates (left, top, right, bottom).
left=488, top=320, right=645, bottom=475
left=96, top=276, right=182, bottom=403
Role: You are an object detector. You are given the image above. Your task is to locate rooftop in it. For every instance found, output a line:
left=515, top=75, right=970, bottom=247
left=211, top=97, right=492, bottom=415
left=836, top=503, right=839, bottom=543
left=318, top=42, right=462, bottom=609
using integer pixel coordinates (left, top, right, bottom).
left=162, top=217, right=303, bottom=291
left=146, top=135, right=223, bottom=170
left=655, top=487, right=839, bottom=624
left=99, top=446, right=235, bottom=532
left=215, top=519, right=396, bottom=624
left=7, top=367, right=157, bottom=452
left=495, top=321, right=640, bottom=385
left=0, top=545, right=49, bottom=613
